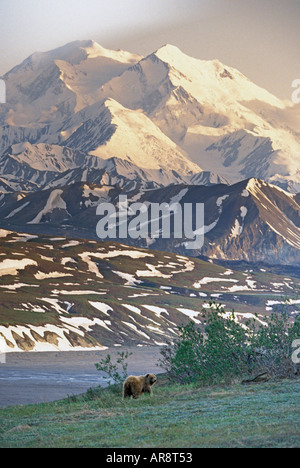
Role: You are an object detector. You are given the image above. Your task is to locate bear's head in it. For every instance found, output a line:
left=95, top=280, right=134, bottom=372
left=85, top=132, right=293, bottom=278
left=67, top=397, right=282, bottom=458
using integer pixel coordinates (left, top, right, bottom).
left=145, top=373, right=157, bottom=386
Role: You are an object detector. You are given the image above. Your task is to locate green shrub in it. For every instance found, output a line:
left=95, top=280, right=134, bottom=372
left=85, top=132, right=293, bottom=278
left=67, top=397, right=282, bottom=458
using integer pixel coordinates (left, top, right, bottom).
left=250, top=309, right=300, bottom=378
left=95, top=351, right=132, bottom=387
left=160, top=300, right=300, bottom=385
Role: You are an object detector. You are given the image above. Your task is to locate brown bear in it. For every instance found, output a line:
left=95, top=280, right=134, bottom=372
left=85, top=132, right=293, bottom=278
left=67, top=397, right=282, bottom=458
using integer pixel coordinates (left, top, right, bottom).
left=123, top=373, right=157, bottom=399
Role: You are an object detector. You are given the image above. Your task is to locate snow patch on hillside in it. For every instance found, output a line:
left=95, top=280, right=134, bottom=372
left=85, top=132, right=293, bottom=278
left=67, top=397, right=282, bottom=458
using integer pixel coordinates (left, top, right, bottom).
left=0, top=258, right=38, bottom=277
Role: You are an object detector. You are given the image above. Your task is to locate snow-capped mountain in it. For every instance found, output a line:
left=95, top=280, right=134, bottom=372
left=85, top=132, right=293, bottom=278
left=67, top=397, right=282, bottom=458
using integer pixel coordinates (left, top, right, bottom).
left=1, top=40, right=300, bottom=193
left=0, top=140, right=205, bottom=192
left=2, top=40, right=142, bottom=126
left=0, top=142, right=87, bottom=187
left=61, top=97, right=201, bottom=174
left=97, top=44, right=300, bottom=192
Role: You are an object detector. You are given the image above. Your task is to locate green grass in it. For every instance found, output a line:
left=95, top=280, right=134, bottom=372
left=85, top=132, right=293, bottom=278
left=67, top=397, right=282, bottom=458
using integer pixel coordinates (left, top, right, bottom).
left=1, top=376, right=299, bottom=448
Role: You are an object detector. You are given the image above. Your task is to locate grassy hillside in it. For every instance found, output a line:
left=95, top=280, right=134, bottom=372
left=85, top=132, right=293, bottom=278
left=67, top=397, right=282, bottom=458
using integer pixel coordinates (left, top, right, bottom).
left=0, top=376, right=299, bottom=448
left=1, top=230, right=300, bottom=352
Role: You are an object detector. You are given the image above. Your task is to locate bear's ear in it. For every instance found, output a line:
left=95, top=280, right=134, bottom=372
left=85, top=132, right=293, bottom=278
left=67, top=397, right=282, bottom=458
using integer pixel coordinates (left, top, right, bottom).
left=145, top=373, right=150, bottom=378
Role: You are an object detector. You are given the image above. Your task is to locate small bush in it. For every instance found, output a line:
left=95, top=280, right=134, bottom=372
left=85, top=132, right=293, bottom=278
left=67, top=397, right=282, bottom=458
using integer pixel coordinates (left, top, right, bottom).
left=159, top=300, right=300, bottom=385
left=95, top=351, right=132, bottom=387
left=250, top=309, right=300, bottom=378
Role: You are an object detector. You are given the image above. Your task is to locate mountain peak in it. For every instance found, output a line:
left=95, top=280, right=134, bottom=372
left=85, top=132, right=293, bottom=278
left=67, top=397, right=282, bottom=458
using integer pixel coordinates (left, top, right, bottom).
left=35, top=39, right=98, bottom=65
left=7, top=40, right=141, bottom=77
left=153, top=44, right=228, bottom=71
left=153, top=44, right=189, bottom=63
left=77, top=40, right=142, bottom=63
left=245, top=178, right=266, bottom=193
left=244, top=177, right=293, bottom=199
left=155, top=43, right=183, bottom=54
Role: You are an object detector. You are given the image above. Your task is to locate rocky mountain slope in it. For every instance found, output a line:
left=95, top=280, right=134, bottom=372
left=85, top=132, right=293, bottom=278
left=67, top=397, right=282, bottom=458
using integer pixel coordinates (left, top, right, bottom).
left=1, top=178, right=299, bottom=266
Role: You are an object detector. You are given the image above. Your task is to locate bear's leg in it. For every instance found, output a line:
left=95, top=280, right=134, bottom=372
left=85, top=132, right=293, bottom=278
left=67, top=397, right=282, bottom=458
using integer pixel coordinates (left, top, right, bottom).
left=123, top=383, right=132, bottom=399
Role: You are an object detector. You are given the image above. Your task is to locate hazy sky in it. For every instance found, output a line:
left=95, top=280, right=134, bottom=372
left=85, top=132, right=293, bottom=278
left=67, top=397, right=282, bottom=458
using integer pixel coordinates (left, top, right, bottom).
left=0, top=0, right=299, bottom=99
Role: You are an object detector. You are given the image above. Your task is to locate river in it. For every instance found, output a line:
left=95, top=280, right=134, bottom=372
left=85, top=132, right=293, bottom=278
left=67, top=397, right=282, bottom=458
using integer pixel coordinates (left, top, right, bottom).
left=0, top=346, right=162, bottom=407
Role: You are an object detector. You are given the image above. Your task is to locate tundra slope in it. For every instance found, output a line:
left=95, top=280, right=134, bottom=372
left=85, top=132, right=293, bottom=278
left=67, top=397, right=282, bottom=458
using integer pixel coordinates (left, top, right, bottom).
left=0, top=230, right=299, bottom=353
